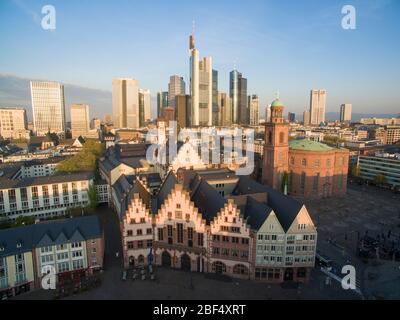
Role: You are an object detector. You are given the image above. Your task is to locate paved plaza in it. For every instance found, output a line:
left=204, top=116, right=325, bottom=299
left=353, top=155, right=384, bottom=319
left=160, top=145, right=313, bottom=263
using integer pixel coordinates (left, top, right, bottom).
left=12, top=182, right=400, bottom=300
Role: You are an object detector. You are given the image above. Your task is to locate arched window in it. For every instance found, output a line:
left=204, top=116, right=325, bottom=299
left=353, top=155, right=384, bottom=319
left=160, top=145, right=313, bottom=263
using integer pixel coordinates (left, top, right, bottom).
left=279, top=132, right=285, bottom=144
left=290, top=157, right=295, bottom=165
left=301, top=158, right=307, bottom=167
left=233, top=264, right=249, bottom=275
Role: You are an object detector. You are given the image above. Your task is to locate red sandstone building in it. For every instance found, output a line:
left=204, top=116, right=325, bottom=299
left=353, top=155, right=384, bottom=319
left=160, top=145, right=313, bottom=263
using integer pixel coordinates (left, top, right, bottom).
left=263, top=98, right=349, bottom=198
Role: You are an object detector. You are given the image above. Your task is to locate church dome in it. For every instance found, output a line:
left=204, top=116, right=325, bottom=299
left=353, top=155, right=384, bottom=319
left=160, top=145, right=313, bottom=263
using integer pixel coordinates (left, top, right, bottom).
left=271, top=99, right=284, bottom=107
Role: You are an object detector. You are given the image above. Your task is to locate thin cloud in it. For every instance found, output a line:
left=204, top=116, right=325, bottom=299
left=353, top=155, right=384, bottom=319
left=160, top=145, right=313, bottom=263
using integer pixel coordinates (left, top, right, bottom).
left=12, top=0, right=41, bottom=25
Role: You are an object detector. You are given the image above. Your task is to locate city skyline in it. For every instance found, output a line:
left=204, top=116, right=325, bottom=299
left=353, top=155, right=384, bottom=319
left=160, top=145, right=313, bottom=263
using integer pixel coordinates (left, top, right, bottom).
left=0, top=0, right=399, bottom=117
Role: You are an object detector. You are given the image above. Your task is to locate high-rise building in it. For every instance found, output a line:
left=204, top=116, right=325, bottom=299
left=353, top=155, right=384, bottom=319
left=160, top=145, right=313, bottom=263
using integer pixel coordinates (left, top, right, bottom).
left=112, top=78, right=139, bottom=129
left=30, top=81, right=66, bottom=137
left=189, top=31, right=212, bottom=126
left=212, top=69, right=219, bottom=126
left=265, top=105, right=271, bottom=123
left=139, top=89, right=151, bottom=127
left=340, top=103, right=352, bottom=122
left=309, top=89, right=326, bottom=125
left=168, top=76, right=185, bottom=109
left=91, top=118, right=101, bottom=130
left=157, top=91, right=168, bottom=118
left=288, top=112, right=296, bottom=123
left=176, top=94, right=190, bottom=129
left=0, top=107, right=28, bottom=139
left=248, top=94, right=259, bottom=126
left=303, top=110, right=310, bottom=126
left=230, top=69, right=248, bottom=124
left=218, top=92, right=232, bottom=126
left=70, top=104, right=90, bottom=138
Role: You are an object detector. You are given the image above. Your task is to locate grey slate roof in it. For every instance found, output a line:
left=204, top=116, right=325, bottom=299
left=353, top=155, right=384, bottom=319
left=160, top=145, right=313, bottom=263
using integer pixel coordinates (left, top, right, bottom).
left=156, top=171, right=178, bottom=210
left=0, top=215, right=102, bottom=258
left=190, top=177, right=227, bottom=223
left=238, top=196, right=273, bottom=230
left=0, top=171, right=94, bottom=190
left=233, top=176, right=303, bottom=231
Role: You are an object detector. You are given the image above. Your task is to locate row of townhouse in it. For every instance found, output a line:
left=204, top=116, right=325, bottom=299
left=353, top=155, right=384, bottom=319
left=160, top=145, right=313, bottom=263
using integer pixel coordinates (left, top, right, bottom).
left=119, top=169, right=318, bottom=283
left=0, top=171, right=109, bottom=221
left=0, top=215, right=104, bottom=298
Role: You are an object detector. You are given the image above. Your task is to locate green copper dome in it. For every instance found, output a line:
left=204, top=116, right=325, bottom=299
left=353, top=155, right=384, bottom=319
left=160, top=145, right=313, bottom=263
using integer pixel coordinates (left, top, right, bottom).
left=271, top=99, right=284, bottom=107
left=289, top=139, right=334, bottom=152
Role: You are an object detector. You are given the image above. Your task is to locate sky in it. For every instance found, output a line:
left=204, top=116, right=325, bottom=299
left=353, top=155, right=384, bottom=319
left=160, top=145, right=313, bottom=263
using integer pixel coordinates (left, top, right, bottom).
left=0, top=0, right=399, bottom=117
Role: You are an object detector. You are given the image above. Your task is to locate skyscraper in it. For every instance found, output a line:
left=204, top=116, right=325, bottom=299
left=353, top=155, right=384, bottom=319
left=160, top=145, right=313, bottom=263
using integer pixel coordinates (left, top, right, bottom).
left=248, top=94, right=259, bottom=126
left=218, top=92, right=232, bottom=126
left=30, top=81, right=66, bottom=137
left=139, top=88, right=151, bottom=126
left=112, top=78, right=139, bottom=129
left=176, top=94, right=190, bottom=129
left=189, top=30, right=212, bottom=126
left=71, top=104, right=90, bottom=138
left=303, top=110, right=310, bottom=126
left=265, top=105, right=271, bottom=123
left=168, top=76, right=185, bottom=109
left=288, top=112, right=296, bottom=123
left=309, top=89, right=326, bottom=125
left=157, top=91, right=168, bottom=118
left=229, top=69, right=248, bottom=124
left=212, top=69, right=218, bottom=126
left=340, top=103, right=352, bottom=122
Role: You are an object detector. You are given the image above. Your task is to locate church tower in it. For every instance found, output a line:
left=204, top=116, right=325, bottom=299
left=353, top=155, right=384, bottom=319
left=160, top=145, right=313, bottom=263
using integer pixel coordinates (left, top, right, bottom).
left=262, top=98, right=289, bottom=191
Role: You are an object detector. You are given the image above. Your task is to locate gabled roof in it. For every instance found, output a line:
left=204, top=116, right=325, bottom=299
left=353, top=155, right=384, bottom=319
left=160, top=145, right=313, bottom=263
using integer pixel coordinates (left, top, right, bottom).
left=0, top=215, right=102, bottom=258
left=157, top=171, right=178, bottom=209
left=239, top=196, right=273, bottom=230
left=190, top=177, right=226, bottom=223
left=233, top=176, right=303, bottom=231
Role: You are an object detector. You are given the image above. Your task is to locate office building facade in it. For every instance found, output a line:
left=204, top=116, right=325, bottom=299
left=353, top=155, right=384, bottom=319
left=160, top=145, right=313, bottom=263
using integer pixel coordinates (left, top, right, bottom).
left=0, top=107, right=29, bottom=140
left=30, top=81, right=66, bottom=137
left=70, top=104, right=90, bottom=138
left=309, top=89, right=326, bottom=125
left=248, top=95, right=259, bottom=126
left=230, top=70, right=248, bottom=125
left=112, top=78, right=139, bottom=129
left=340, top=104, right=352, bottom=122
left=168, top=76, right=185, bottom=109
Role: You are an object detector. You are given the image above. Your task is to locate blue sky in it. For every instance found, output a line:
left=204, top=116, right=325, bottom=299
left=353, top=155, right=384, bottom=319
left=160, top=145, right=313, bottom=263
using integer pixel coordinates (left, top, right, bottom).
left=0, top=0, right=399, bottom=116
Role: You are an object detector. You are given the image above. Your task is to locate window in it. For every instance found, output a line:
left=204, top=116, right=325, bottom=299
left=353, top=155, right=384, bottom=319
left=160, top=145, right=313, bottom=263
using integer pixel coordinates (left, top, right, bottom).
left=127, top=241, right=134, bottom=249
left=326, top=159, right=331, bottom=167
left=300, top=172, right=306, bottom=193
left=314, top=159, right=320, bottom=167
left=20, top=188, right=28, bottom=201
left=188, top=227, right=193, bottom=240
left=146, top=228, right=152, bottom=235
left=241, top=238, right=249, bottom=245
left=176, top=203, right=181, bottom=209
left=177, top=223, right=183, bottom=243
left=62, top=183, right=69, bottom=196
left=31, top=186, right=38, bottom=199
left=290, top=157, right=295, bottom=165
left=279, top=132, right=285, bottom=144
left=127, top=230, right=133, bottom=236
left=137, top=229, right=143, bottom=236
left=42, top=186, right=49, bottom=198
left=147, top=240, right=152, bottom=248
left=52, top=184, right=59, bottom=196
left=313, top=173, right=320, bottom=191
left=198, top=233, right=204, bottom=247
left=167, top=225, right=173, bottom=237
left=73, top=260, right=84, bottom=270
left=158, top=228, right=164, bottom=241
left=72, top=251, right=82, bottom=258
left=137, top=241, right=143, bottom=249
left=57, top=262, right=69, bottom=273
left=301, top=158, right=307, bottom=167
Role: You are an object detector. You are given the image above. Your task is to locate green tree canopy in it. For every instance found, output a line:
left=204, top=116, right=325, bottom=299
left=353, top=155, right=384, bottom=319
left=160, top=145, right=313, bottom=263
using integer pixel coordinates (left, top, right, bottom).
left=87, top=183, right=99, bottom=209
left=57, top=140, right=104, bottom=173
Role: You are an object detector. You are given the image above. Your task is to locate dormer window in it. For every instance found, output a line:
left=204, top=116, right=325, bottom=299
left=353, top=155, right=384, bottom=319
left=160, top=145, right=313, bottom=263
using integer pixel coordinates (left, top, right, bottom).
left=16, top=242, right=22, bottom=248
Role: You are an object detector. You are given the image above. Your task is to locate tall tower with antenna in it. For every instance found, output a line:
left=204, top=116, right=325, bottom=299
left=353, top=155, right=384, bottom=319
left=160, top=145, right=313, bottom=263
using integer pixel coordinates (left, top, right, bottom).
left=189, top=20, right=199, bottom=126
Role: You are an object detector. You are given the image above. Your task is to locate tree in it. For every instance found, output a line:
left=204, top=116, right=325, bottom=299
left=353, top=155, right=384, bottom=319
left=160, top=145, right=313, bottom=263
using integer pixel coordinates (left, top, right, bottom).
left=57, top=140, right=104, bottom=173
left=281, top=172, right=289, bottom=195
left=351, top=164, right=361, bottom=177
left=87, top=183, right=99, bottom=209
left=14, top=216, right=35, bottom=227
left=374, top=174, right=387, bottom=186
